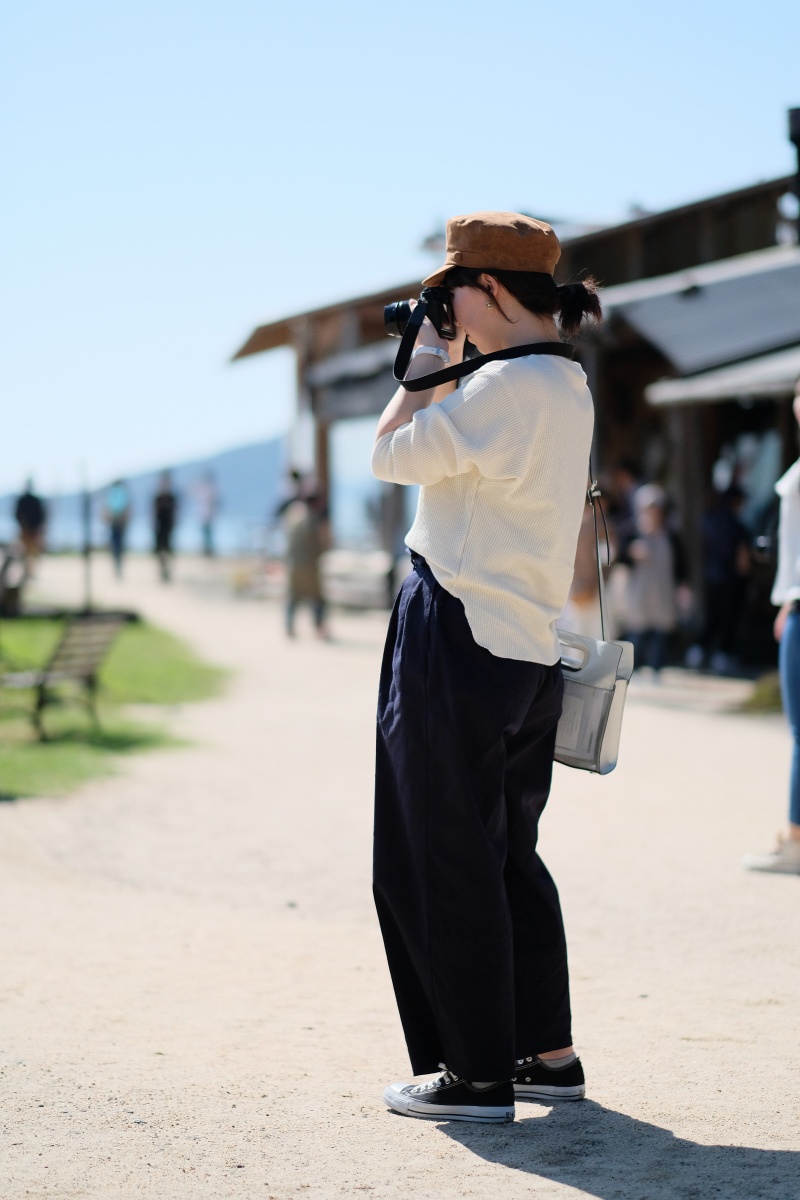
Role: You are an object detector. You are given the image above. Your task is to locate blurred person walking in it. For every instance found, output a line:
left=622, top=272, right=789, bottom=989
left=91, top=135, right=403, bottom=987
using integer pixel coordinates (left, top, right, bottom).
left=604, top=460, right=640, bottom=639
left=372, top=212, right=600, bottom=1123
left=744, top=381, right=800, bottom=875
left=194, top=470, right=219, bottom=557
left=607, top=459, right=640, bottom=550
left=153, top=471, right=178, bottom=583
left=686, top=486, right=750, bottom=673
left=283, top=492, right=329, bottom=639
left=103, top=479, right=131, bottom=579
left=622, top=484, right=684, bottom=677
left=14, top=479, right=47, bottom=578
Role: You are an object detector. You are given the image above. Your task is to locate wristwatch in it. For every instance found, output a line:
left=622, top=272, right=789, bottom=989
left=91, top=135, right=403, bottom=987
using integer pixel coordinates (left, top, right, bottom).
left=411, top=345, right=450, bottom=366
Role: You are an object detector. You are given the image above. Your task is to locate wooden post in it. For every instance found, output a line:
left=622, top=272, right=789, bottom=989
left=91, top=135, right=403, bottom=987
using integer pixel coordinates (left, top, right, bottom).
left=315, top=417, right=330, bottom=509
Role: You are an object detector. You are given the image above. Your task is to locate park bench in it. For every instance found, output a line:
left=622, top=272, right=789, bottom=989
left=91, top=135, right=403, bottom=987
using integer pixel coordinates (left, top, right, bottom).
left=0, top=613, right=126, bottom=739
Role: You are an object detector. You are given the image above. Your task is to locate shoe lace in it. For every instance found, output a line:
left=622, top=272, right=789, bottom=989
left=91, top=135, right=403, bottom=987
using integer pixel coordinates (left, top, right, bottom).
left=408, top=1064, right=459, bottom=1094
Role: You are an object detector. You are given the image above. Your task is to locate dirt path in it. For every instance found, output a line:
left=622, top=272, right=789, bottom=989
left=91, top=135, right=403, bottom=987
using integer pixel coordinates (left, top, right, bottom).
left=1, top=555, right=798, bottom=1199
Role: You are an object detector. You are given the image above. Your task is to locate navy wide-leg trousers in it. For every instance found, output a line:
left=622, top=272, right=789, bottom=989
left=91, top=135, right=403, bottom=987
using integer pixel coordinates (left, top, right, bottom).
left=374, top=556, right=572, bottom=1083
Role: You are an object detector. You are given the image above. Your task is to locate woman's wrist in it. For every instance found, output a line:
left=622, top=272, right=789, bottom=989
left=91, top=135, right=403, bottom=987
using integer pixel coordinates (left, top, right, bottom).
left=411, top=345, right=450, bottom=366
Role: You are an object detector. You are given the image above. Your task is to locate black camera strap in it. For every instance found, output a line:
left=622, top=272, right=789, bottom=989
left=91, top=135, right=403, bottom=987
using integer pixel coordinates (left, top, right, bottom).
left=393, top=299, right=574, bottom=392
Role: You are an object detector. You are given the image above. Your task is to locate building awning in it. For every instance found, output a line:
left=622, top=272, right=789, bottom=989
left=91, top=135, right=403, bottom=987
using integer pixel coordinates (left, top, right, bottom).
left=305, top=340, right=397, bottom=386
left=646, top=344, right=800, bottom=405
left=304, top=340, right=399, bottom=421
left=604, top=244, right=800, bottom=375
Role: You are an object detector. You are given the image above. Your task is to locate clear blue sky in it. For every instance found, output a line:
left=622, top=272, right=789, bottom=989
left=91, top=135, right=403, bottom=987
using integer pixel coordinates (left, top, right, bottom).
left=2, top=0, right=798, bottom=494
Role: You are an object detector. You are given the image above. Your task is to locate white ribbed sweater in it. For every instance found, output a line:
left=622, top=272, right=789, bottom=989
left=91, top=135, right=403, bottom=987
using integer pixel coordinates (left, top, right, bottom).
left=772, top=458, right=800, bottom=605
left=371, top=354, right=594, bottom=663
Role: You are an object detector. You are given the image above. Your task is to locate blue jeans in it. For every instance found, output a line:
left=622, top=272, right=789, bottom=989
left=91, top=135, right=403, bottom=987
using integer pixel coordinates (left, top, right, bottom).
left=779, top=609, right=800, bottom=827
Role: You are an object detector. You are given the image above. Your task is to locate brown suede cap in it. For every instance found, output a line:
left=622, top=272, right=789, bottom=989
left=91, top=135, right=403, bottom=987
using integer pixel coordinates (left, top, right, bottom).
left=422, top=211, right=561, bottom=287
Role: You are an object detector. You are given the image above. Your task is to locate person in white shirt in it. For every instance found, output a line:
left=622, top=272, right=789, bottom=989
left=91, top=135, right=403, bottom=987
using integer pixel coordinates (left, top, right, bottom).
left=743, top=377, right=800, bottom=875
left=371, top=212, right=601, bottom=1124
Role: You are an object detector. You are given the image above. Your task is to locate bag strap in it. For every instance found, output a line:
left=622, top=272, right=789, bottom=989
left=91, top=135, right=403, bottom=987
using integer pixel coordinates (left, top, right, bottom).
left=393, top=300, right=574, bottom=392
left=587, top=459, right=611, bottom=642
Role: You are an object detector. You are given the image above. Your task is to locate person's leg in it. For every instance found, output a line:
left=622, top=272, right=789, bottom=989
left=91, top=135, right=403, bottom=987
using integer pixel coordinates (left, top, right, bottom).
left=717, top=581, right=741, bottom=657
left=155, top=532, right=169, bottom=582
left=743, top=608, right=800, bottom=874
left=649, top=629, right=667, bottom=674
left=20, top=531, right=36, bottom=580
left=110, top=527, right=121, bottom=577
left=780, top=610, right=800, bottom=837
left=374, top=573, right=444, bottom=1067
left=502, top=665, right=573, bottom=1060
left=285, top=596, right=297, bottom=637
left=701, top=582, right=722, bottom=656
left=375, top=561, right=545, bottom=1083
left=313, top=597, right=330, bottom=639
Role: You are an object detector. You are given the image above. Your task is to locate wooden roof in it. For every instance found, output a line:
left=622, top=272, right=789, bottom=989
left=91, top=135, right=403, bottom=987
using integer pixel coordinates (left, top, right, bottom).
left=232, top=175, right=796, bottom=364
left=231, top=279, right=419, bottom=362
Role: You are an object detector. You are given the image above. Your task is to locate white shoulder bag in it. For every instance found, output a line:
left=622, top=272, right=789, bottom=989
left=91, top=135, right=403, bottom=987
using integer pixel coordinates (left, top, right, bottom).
left=554, top=477, right=634, bottom=775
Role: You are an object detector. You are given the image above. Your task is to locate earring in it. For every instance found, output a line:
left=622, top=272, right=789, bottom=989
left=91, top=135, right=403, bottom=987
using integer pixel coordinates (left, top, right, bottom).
left=485, top=301, right=494, bottom=309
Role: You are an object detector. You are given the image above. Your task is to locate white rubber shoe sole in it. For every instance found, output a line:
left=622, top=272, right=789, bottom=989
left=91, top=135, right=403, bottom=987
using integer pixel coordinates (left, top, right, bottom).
left=383, top=1083, right=515, bottom=1123
left=514, top=1082, right=586, bottom=1101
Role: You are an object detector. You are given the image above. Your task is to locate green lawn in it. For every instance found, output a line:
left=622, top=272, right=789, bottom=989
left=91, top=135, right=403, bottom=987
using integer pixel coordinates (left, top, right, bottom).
left=0, top=618, right=226, bottom=799
left=739, top=670, right=783, bottom=714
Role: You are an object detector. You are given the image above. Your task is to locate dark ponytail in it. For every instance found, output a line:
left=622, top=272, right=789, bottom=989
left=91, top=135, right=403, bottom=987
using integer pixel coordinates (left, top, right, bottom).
left=554, top=279, right=602, bottom=336
left=444, top=266, right=602, bottom=336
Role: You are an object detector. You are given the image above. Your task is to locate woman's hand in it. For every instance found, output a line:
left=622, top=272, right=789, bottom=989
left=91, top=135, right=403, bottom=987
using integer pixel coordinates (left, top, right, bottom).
left=774, top=600, right=794, bottom=643
left=410, top=299, right=467, bottom=364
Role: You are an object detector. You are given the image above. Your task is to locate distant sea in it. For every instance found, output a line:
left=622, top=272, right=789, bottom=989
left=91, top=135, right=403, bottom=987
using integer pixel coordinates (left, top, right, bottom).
left=1, top=424, right=415, bottom=556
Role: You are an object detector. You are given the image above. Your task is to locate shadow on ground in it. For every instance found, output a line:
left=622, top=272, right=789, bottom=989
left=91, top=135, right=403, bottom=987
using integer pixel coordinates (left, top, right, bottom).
left=0, top=717, right=176, bottom=800
left=441, top=1101, right=798, bottom=1199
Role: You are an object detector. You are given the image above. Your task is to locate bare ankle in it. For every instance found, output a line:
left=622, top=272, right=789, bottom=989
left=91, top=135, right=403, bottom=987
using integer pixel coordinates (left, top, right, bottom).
left=537, top=1046, right=575, bottom=1061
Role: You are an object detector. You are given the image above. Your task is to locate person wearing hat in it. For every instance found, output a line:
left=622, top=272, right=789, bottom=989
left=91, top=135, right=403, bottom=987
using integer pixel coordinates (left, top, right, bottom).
left=371, top=212, right=601, bottom=1122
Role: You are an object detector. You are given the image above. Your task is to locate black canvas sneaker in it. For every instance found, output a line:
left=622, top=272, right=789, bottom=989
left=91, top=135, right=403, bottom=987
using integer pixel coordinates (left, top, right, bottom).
left=383, top=1065, right=515, bottom=1123
left=513, top=1055, right=586, bottom=1101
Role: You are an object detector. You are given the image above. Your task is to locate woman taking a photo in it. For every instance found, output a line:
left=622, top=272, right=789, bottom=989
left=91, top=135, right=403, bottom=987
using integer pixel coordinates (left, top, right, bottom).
left=372, top=211, right=601, bottom=1123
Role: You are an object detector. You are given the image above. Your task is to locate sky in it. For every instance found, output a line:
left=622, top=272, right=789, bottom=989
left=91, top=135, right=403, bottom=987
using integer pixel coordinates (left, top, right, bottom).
left=2, top=0, right=799, bottom=495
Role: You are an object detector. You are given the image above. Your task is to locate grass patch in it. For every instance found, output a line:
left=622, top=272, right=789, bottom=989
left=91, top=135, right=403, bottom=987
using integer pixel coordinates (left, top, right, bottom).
left=102, top=622, right=226, bottom=705
left=0, top=618, right=226, bottom=799
left=739, top=670, right=783, bottom=714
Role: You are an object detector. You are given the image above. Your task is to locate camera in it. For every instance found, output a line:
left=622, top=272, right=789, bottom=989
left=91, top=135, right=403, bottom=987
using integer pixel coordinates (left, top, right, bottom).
left=384, top=286, right=457, bottom=341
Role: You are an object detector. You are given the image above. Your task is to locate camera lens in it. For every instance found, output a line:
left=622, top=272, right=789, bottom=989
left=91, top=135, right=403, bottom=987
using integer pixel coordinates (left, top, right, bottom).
left=384, top=300, right=412, bottom=339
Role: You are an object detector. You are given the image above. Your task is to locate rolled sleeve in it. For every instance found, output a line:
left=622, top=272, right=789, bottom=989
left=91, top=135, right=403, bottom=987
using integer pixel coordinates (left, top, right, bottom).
left=371, top=368, right=526, bottom=487
left=371, top=404, right=476, bottom=486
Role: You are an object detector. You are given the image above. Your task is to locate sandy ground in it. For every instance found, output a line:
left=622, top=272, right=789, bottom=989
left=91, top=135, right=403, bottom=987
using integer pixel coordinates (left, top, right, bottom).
left=1, top=553, right=798, bottom=1200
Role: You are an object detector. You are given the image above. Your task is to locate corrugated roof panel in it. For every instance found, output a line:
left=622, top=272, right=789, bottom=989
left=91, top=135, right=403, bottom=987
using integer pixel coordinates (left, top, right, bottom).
left=607, top=248, right=800, bottom=374
left=646, top=345, right=800, bottom=405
